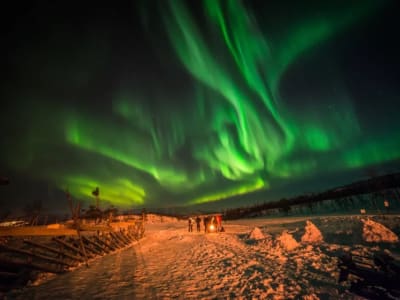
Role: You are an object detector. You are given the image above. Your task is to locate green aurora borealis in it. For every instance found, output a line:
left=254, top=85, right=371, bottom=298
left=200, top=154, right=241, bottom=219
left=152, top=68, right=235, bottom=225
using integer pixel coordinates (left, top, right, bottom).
left=1, top=0, right=399, bottom=210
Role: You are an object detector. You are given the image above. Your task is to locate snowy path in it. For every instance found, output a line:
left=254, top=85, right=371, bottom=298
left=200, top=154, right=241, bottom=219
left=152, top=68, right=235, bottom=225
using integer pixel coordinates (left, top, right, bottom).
left=7, top=216, right=400, bottom=299
left=131, top=223, right=263, bottom=299
left=10, top=222, right=258, bottom=299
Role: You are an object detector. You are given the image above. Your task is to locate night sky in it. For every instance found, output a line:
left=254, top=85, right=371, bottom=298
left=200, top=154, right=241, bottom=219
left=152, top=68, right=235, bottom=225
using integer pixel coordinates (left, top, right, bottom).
left=1, top=0, right=399, bottom=213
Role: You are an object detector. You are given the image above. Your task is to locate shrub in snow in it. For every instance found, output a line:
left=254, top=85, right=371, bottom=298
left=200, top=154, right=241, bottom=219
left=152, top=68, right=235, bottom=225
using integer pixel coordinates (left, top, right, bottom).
left=362, top=218, right=399, bottom=243
left=301, top=220, right=323, bottom=244
left=248, top=227, right=265, bottom=240
left=277, top=230, right=299, bottom=251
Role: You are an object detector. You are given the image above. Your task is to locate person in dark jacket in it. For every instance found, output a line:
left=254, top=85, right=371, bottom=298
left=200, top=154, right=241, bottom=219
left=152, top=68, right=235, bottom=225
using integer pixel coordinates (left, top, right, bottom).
left=203, top=216, right=209, bottom=233
left=195, top=216, right=201, bottom=232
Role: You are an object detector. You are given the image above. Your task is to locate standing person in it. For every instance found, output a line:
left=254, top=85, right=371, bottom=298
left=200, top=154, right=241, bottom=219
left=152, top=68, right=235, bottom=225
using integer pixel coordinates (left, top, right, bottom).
left=211, top=216, right=217, bottom=231
left=195, top=216, right=201, bottom=232
left=216, top=214, right=222, bottom=232
left=188, top=217, right=193, bottom=232
left=203, top=216, right=209, bottom=233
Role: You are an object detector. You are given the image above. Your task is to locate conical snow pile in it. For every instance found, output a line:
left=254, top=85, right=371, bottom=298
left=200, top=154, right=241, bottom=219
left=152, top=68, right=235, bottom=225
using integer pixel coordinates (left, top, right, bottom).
left=301, top=220, right=323, bottom=244
left=277, top=230, right=299, bottom=251
left=362, top=218, right=399, bottom=243
left=248, top=227, right=266, bottom=240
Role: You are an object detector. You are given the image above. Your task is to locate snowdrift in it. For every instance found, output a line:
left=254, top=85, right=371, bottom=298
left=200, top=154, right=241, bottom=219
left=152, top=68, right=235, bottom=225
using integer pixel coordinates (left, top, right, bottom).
left=301, top=220, right=323, bottom=243
left=248, top=227, right=266, bottom=240
left=362, top=218, right=399, bottom=243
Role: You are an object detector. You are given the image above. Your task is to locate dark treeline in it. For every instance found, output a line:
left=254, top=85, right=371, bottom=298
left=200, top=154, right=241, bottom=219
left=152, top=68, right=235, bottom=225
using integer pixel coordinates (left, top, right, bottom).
left=224, top=172, right=400, bottom=220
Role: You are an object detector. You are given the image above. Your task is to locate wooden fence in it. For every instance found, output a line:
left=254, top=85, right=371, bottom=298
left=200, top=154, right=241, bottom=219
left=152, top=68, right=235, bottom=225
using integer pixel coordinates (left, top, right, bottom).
left=0, top=221, right=145, bottom=293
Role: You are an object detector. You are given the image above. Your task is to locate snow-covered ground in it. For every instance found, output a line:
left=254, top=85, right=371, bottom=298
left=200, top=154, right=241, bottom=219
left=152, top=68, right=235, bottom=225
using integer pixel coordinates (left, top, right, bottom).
left=5, top=215, right=400, bottom=299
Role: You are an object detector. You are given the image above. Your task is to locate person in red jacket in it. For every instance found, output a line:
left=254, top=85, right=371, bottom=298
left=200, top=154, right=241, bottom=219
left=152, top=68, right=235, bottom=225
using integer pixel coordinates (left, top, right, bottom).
left=216, top=214, right=222, bottom=232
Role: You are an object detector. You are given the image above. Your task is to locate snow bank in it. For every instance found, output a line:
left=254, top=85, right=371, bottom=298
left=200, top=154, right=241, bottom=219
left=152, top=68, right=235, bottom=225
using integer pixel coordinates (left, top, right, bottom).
left=46, top=223, right=63, bottom=229
left=362, top=218, right=399, bottom=243
left=146, top=214, right=180, bottom=224
left=277, top=230, right=299, bottom=251
left=301, top=220, right=323, bottom=244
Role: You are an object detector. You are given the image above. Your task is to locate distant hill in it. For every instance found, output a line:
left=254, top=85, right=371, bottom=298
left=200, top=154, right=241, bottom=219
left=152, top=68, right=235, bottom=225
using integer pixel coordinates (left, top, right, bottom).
left=224, top=172, right=400, bottom=219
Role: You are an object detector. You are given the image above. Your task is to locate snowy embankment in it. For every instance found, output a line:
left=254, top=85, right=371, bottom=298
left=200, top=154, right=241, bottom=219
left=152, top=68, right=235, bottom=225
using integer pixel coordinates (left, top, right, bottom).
left=6, top=215, right=400, bottom=299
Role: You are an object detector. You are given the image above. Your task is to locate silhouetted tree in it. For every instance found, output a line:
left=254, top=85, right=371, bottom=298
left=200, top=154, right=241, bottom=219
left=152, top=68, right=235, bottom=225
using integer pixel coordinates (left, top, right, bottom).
left=84, top=205, right=102, bottom=222
left=103, top=205, right=118, bottom=223
left=24, top=199, right=43, bottom=225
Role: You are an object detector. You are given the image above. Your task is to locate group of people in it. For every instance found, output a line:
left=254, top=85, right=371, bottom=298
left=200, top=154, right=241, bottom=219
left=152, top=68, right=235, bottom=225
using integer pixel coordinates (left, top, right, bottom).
left=188, top=215, right=223, bottom=233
